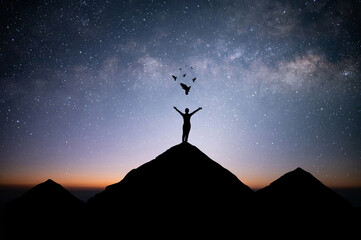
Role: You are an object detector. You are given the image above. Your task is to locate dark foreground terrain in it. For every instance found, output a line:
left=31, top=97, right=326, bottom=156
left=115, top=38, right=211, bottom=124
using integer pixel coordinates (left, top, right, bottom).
left=2, top=143, right=360, bottom=238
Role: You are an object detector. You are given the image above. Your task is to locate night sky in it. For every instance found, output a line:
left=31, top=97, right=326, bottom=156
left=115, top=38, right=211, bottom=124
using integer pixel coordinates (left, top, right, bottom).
left=1, top=0, right=360, bottom=188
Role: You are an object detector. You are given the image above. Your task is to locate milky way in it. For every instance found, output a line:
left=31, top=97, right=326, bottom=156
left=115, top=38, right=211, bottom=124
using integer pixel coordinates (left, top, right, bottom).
left=1, top=0, right=360, bottom=187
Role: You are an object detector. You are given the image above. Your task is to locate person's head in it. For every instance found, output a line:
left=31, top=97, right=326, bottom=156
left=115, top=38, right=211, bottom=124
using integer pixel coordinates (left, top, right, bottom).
left=185, top=108, right=189, bottom=113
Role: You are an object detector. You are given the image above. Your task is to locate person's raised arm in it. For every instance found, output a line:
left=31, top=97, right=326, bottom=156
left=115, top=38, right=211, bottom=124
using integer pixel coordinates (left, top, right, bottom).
left=190, top=107, right=202, bottom=116
left=173, top=106, right=184, bottom=116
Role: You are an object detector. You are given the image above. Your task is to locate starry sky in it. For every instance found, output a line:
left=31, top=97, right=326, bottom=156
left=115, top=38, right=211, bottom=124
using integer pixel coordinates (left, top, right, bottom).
left=1, top=0, right=360, bottom=188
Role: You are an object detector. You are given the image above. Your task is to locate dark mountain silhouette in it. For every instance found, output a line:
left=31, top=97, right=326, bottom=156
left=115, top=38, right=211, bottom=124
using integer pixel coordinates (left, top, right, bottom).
left=255, top=167, right=358, bottom=237
left=257, top=167, right=352, bottom=210
left=3, top=179, right=84, bottom=239
left=2, top=145, right=359, bottom=237
left=87, top=142, right=255, bottom=235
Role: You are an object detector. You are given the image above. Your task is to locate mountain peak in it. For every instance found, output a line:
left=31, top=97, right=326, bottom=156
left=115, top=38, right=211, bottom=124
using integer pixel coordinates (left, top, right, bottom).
left=292, top=167, right=311, bottom=176
left=257, top=167, right=352, bottom=210
left=34, top=179, right=60, bottom=190
left=270, top=167, right=317, bottom=186
left=21, top=179, right=72, bottom=199
left=95, top=142, right=254, bottom=197
left=44, top=178, right=56, bottom=184
left=154, top=141, right=209, bottom=161
left=4, top=179, right=84, bottom=238
left=7, top=179, right=84, bottom=213
left=87, top=143, right=255, bottom=230
left=294, top=167, right=306, bottom=172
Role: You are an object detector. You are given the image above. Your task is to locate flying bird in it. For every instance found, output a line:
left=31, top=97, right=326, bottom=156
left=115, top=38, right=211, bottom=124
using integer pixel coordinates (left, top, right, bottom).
left=180, top=83, right=191, bottom=95
left=183, top=74, right=186, bottom=77
left=172, top=75, right=177, bottom=81
left=192, top=77, right=196, bottom=82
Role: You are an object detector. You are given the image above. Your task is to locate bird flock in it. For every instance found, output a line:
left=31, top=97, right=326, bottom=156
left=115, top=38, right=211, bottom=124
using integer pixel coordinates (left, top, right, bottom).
left=171, top=65, right=197, bottom=95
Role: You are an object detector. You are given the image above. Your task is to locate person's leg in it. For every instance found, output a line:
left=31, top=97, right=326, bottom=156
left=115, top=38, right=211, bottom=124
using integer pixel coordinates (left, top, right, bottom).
left=184, top=127, right=190, bottom=142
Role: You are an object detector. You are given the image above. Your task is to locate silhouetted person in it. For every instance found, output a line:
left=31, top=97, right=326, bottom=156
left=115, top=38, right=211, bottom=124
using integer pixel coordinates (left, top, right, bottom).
left=174, top=106, right=202, bottom=142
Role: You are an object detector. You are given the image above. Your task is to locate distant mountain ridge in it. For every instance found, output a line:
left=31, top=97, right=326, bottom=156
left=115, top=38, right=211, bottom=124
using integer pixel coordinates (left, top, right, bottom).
left=255, top=167, right=356, bottom=237
left=18, top=179, right=83, bottom=206
left=3, top=143, right=359, bottom=238
left=4, top=178, right=84, bottom=239
left=257, top=167, right=352, bottom=210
